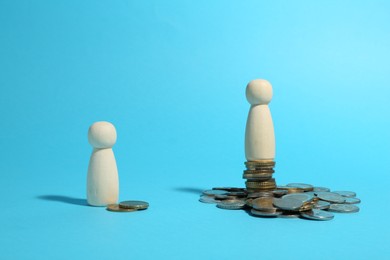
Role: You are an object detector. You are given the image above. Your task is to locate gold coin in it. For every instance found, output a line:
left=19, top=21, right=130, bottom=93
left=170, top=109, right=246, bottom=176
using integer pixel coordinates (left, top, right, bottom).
left=106, top=204, right=138, bottom=212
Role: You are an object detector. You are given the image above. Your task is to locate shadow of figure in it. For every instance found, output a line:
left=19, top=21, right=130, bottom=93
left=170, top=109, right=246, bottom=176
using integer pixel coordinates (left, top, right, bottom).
left=173, top=187, right=204, bottom=195
left=37, top=195, right=88, bottom=206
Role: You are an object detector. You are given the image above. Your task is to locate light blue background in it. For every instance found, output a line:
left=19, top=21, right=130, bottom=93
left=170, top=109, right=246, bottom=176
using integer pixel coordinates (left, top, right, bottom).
left=1, top=0, right=389, bottom=259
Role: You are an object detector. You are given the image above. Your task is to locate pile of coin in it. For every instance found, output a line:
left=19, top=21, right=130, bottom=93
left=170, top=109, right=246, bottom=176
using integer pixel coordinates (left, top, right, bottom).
left=199, top=181, right=360, bottom=221
left=106, top=200, right=149, bottom=212
left=244, top=161, right=276, bottom=192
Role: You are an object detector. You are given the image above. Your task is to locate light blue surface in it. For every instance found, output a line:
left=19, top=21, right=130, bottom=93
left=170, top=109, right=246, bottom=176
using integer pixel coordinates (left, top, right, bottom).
left=1, top=1, right=390, bottom=259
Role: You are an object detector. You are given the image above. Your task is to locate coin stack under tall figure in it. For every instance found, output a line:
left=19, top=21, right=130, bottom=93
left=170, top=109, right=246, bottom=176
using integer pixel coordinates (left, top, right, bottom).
left=199, top=79, right=360, bottom=221
left=244, top=161, right=276, bottom=193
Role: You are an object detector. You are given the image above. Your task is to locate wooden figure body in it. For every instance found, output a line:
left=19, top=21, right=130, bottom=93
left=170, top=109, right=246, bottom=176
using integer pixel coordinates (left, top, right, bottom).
left=245, top=79, right=275, bottom=161
left=87, top=121, right=119, bottom=206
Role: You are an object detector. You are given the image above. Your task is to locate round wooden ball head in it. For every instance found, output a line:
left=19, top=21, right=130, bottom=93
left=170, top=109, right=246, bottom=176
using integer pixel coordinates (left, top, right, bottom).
left=246, top=79, right=273, bottom=105
left=88, top=121, right=117, bottom=149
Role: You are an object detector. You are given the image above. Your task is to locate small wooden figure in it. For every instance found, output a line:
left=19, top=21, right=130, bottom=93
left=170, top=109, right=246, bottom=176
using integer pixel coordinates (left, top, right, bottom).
left=87, top=121, right=119, bottom=206
left=245, top=79, right=275, bottom=161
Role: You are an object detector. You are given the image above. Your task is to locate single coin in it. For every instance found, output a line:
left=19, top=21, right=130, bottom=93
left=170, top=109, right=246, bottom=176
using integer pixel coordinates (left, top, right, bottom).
left=272, top=189, right=288, bottom=197
left=278, top=212, right=300, bottom=218
left=286, top=183, right=314, bottom=192
left=313, top=187, right=330, bottom=192
left=226, top=191, right=247, bottom=197
left=216, top=200, right=246, bottom=210
left=333, top=191, right=356, bottom=198
left=243, top=173, right=273, bottom=180
left=203, top=190, right=227, bottom=196
left=199, top=195, right=219, bottom=204
left=344, top=197, right=361, bottom=204
left=273, top=197, right=303, bottom=211
left=212, top=187, right=245, bottom=192
left=250, top=208, right=282, bottom=217
left=328, top=204, right=360, bottom=213
left=301, top=209, right=334, bottom=221
left=119, top=200, right=149, bottom=210
left=282, top=193, right=313, bottom=204
left=247, top=191, right=274, bottom=198
left=214, top=194, right=238, bottom=200
left=245, top=161, right=275, bottom=167
left=277, top=186, right=304, bottom=193
left=106, top=204, right=138, bottom=212
left=252, top=197, right=276, bottom=212
left=316, top=192, right=346, bottom=203
left=313, top=200, right=331, bottom=210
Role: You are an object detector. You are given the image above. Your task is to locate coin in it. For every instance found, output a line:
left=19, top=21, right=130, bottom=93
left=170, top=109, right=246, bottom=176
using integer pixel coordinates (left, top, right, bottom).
left=214, top=194, right=238, bottom=200
left=273, top=197, right=303, bottom=211
left=245, top=161, right=275, bottom=168
left=216, top=200, right=246, bottom=210
left=328, top=204, right=360, bottom=213
left=212, top=187, right=245, bottom=192
left=300, top=209, right=334, bottom=221
left=316, top=192, right=346, bottom=203
left=199, top=195, right=220, bottom=204
left=313, top=200, right=331, bottom=210
left=286, top=183, right=314, bottom=192
left=313, top=187, right=330, bottom=192
left=106, top=204, right=138, bottom=212
left=272, top=189, right=288, bottom=197
left=247, top=191, right=274, bottom=198
left=277, top=186, right=304, bottom=193
left=119, top=200, right=149, bottom=210
left=278, top=212, right=300, bottom=218
left=203, top=190, right=228, bottom=196
left=227, top=191, right=247, bottom=197
left=252, top=197, right=276, bottom=212
left=250, top=208, right=282, bottom=217
left=282, top=193, right=313, bottom=204
left=333, top=191, right=356, bottom=198
left=344, top=197, right=361, bottom=204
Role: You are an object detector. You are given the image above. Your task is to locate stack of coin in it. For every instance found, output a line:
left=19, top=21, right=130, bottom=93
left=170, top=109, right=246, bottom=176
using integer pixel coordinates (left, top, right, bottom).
left=243, top=161, right=276, bottom=193
left=106, top=200, right=149, bottom=212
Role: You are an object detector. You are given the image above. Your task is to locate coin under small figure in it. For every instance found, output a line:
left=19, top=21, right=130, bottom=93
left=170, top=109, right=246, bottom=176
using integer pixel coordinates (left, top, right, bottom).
left=106, top=204, right=138, bottom=212
left=119, top=200, right=149, bottom=210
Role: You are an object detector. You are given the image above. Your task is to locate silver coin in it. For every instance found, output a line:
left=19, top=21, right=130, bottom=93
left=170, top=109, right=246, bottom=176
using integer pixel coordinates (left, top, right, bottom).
left=313, top=186, right=331, bottom=192
left=316, top=192, right=346, bottom=203
left=250, top=208, right=282, bottom=217
left=301, top=209, right=334, bottom=221
left=313, top=200, right=331, bottom=210
left=216, top=200, right=246, bottom=210
left=119, top=200, right=149, bottom=210
left=282, top=193, right=313, bottom=204
left=203, top=190, right=227, bottom=196
left=328, top=204, right=360, bottom=213
left=226, top=191, right=247, bottom=197
left=214, top=194, right=238, bottom=200
left=286, top=183, right=314, bottom=192
left=199, top=195, right=219, bottom=204
left=344, top=197, right=361, bottom=204
left=273, top=197, right=303, bottom=211
left=272, top=189, right=288, bottom=197
left=212, top=187, right=245, bottom=192
left=332, top=191, right=356, bottom=198
left=278, top=212, right=300, bottom=218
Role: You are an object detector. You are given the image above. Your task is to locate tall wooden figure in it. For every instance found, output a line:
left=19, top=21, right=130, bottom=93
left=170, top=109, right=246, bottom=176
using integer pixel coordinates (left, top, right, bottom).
left=245, top=79, right=275, bottom=161
left=87, top=121, right=119, bottom=206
